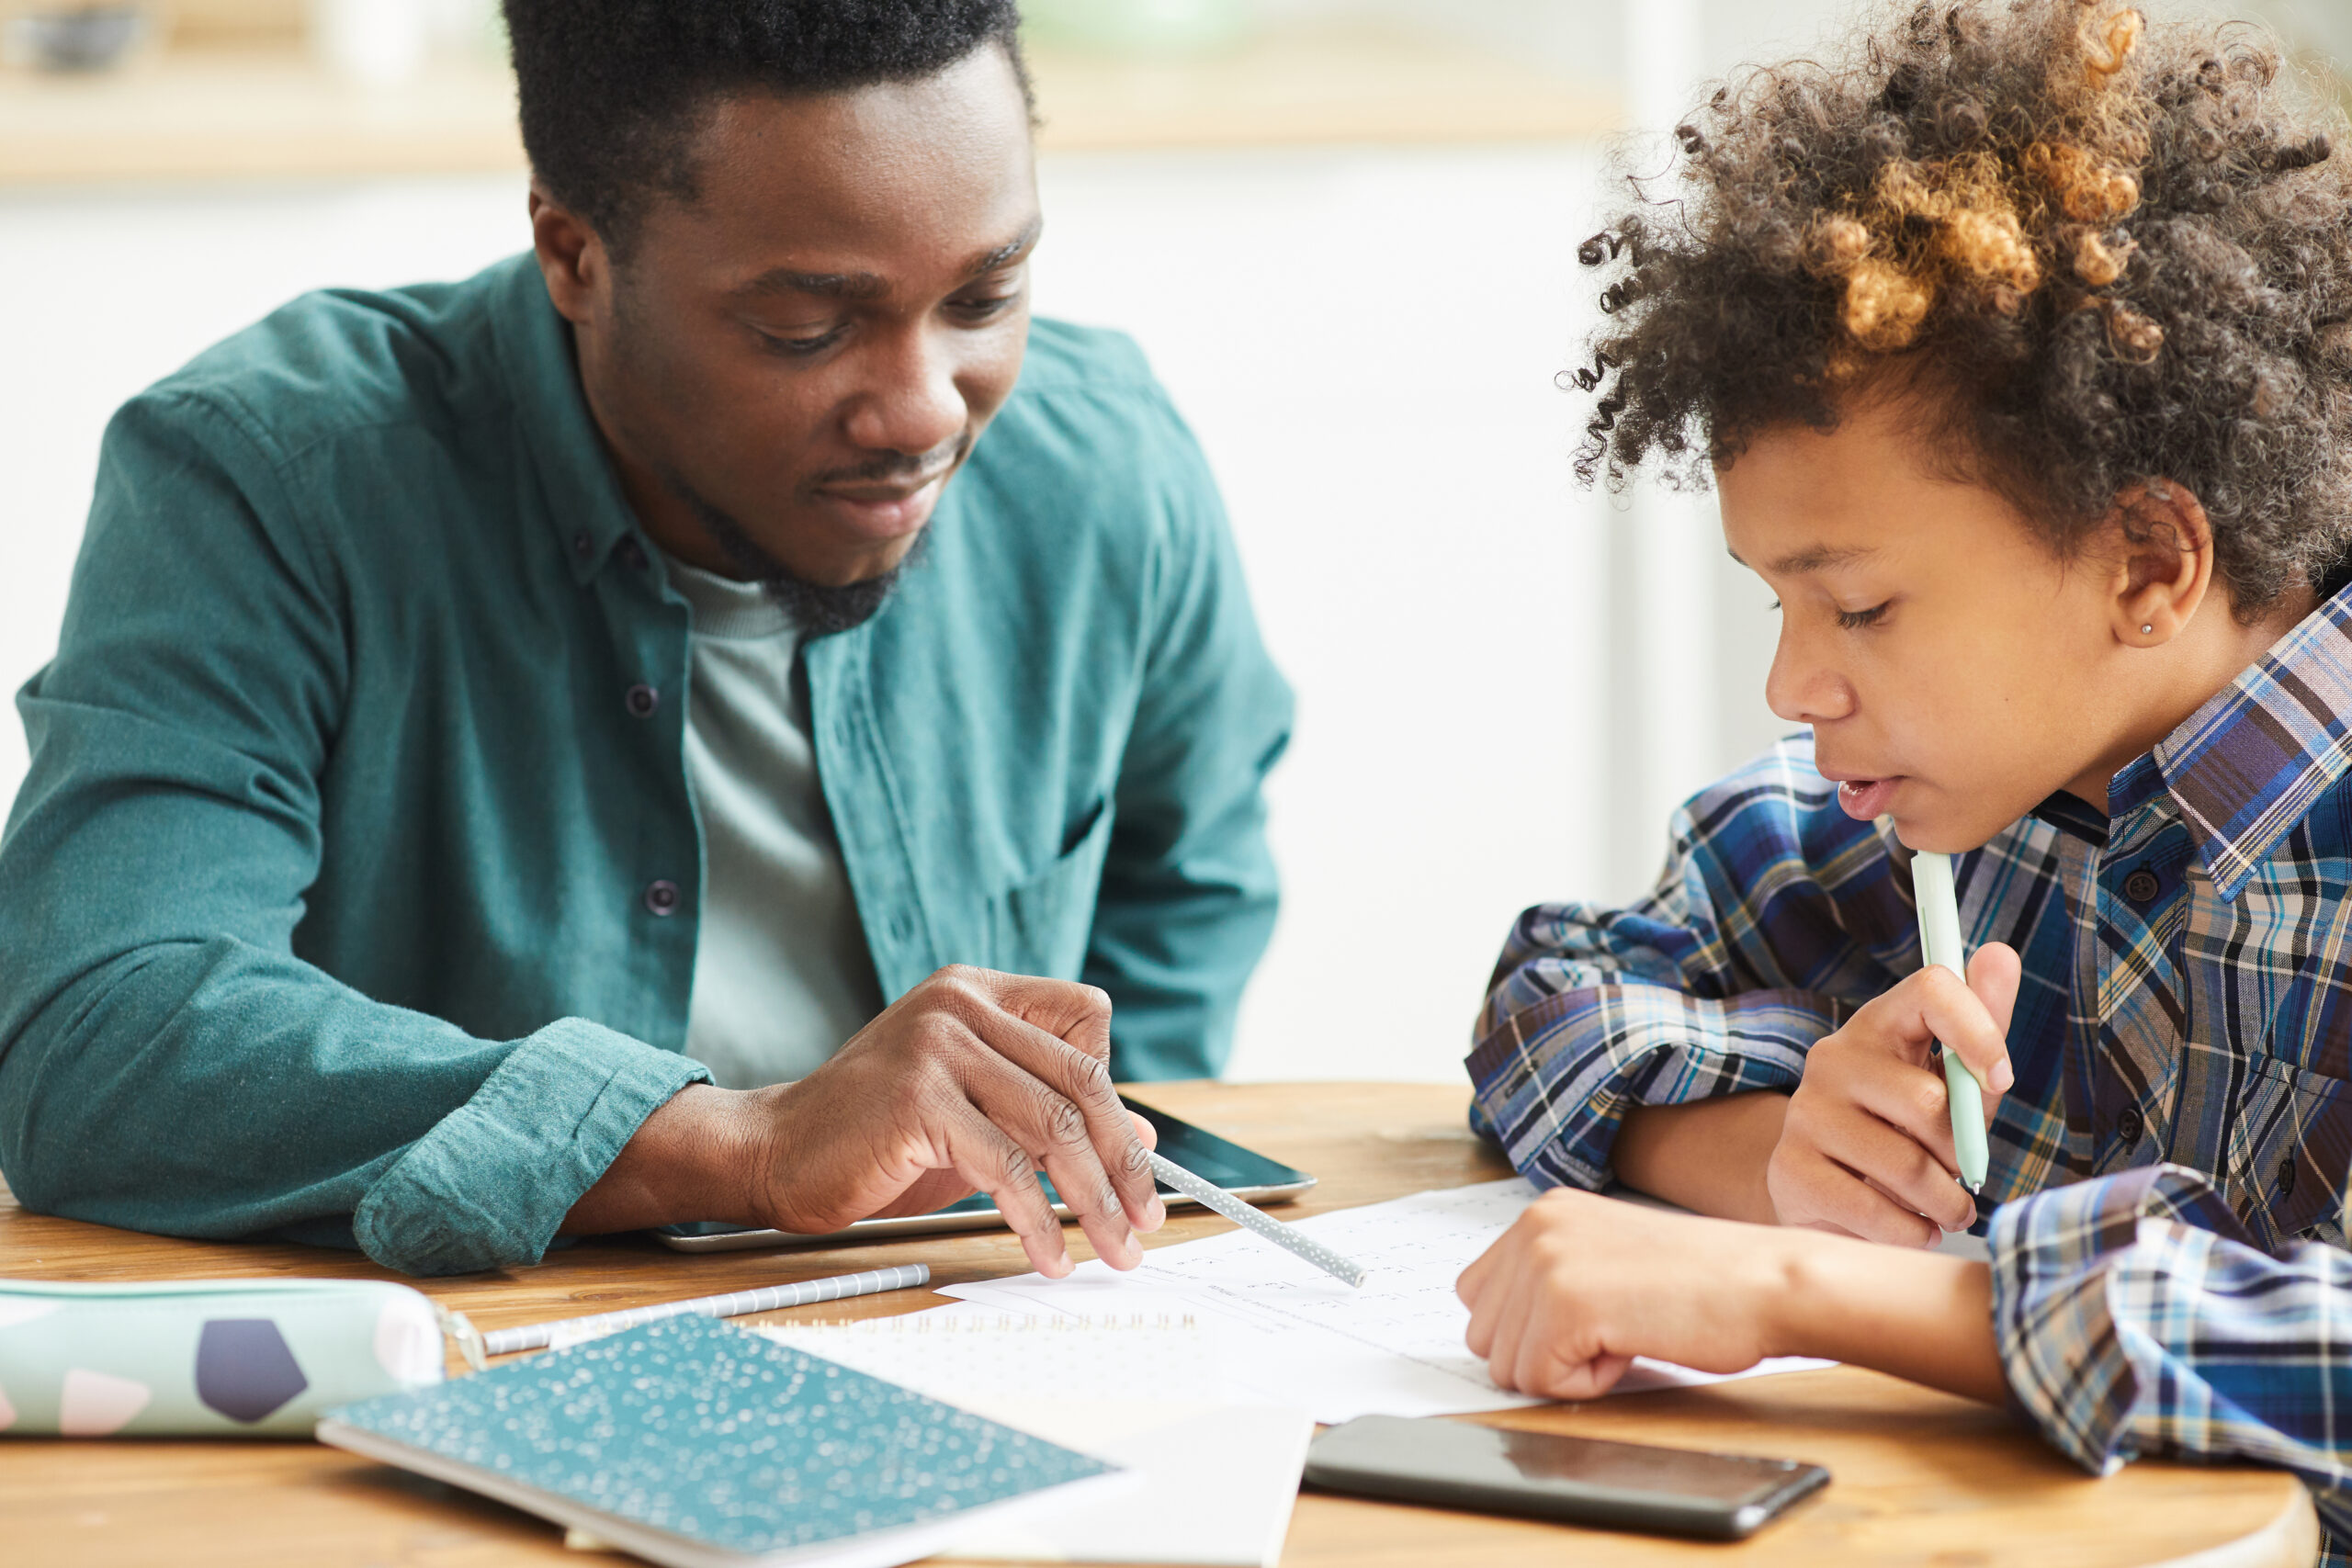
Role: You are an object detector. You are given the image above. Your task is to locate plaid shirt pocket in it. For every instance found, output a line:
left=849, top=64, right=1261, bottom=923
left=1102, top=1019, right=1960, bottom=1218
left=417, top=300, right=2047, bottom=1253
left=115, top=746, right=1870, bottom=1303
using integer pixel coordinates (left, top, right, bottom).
left=2216, top=1055, right=2352, bottom=1251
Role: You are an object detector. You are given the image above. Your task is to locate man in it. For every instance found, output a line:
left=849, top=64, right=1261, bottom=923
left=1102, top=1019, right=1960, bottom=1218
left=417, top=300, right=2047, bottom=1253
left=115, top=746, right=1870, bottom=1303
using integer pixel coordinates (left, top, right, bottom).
left=0, top=0, right=1291, bottom=1280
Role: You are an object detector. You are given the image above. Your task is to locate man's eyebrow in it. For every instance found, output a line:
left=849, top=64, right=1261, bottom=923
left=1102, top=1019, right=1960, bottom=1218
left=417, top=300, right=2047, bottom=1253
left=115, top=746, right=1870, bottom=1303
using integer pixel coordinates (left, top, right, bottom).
left=1728, top=544, right=1883, bottom=575
left=736, top=267, right=888, bottom=301
left=961, top=217, right=1044, bottom=279
left=733, top=218, right=1045, bottom=303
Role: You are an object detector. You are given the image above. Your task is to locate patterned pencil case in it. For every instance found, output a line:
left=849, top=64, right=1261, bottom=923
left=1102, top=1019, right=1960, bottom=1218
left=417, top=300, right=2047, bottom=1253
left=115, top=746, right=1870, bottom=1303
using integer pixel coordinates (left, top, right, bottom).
left=0, top=1278, right=469, bottom=1437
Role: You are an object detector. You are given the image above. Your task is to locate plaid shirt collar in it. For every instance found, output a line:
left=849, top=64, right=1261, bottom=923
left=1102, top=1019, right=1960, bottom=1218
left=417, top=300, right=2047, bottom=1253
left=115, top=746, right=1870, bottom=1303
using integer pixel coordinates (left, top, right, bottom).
left=2103, top=581, right=2352, bottom=900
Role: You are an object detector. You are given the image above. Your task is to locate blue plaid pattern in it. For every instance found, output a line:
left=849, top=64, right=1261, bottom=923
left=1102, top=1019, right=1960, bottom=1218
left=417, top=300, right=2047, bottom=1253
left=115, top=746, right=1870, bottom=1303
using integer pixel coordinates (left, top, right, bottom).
left=1470, top=583, right=2352, bottom=1552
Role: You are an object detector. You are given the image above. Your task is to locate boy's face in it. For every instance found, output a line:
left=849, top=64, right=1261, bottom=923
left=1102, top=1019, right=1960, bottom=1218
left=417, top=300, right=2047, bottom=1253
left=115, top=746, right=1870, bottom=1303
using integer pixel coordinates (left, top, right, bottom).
left=1720, top=399, right=2153, bottom=852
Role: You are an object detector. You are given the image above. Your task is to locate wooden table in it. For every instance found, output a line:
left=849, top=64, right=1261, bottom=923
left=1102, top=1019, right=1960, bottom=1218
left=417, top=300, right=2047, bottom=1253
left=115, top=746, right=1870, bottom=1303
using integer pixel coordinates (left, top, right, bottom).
left=0, top=1081, right=2319, bottom=1567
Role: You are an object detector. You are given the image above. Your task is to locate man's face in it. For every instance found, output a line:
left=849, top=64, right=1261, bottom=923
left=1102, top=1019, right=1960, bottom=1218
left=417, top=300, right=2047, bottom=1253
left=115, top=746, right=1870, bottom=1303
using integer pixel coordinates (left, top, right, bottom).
left=1719, top=399, right=2144, bottom=853
left=547, top=43, right=1039, bottom=592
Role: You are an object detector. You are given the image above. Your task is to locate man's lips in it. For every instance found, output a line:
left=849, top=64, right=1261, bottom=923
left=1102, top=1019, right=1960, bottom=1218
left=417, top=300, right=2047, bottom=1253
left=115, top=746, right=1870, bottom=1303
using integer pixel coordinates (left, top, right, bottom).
left=817, top=468, right=952, bottom=503
left=811, top=470, right=951, bottom=532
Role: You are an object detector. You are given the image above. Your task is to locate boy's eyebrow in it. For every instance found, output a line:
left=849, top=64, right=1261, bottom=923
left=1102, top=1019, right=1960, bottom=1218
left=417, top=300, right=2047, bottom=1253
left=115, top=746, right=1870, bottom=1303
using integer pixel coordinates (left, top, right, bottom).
left=1727, top=544, right=1883, bottom=575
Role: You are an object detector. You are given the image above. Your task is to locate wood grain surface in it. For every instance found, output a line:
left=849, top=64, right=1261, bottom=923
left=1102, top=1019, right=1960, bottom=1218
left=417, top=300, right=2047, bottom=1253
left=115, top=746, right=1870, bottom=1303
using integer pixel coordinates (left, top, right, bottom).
left=0, top=1079, right=2318, bottom=1567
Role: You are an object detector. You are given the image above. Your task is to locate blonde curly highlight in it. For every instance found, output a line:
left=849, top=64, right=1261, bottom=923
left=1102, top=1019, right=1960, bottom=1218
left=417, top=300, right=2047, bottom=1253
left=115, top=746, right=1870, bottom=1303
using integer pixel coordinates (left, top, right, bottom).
left=1572, top=0, right=2352, bottom=618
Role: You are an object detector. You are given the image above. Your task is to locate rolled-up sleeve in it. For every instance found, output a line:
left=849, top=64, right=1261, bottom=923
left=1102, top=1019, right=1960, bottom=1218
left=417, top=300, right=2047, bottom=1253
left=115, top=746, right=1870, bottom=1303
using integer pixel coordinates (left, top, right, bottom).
left=353, top=1020, right=707, bottom=1275
left=1993, top=1164, right=2352, bottom=1542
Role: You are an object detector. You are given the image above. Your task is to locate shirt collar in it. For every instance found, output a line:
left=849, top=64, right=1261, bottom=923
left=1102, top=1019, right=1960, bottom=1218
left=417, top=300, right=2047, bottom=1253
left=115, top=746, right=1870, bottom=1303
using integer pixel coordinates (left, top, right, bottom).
left=2146, top=579, right=2352, bottom=899
left=483, top=254, right=646, bottom=587
left=2029, top=788, right=2110, bottom=847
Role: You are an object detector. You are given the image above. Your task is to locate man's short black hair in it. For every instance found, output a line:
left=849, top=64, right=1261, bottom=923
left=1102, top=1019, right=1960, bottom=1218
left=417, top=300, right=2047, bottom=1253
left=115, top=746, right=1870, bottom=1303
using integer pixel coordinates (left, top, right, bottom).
left=503, top=0, right=1030, bottom=253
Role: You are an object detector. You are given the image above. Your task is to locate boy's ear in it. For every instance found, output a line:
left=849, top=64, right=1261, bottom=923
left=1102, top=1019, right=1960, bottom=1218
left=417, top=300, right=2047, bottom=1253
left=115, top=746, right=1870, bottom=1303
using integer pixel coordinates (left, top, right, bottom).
left=2104, top=479, right=2215, bottom=649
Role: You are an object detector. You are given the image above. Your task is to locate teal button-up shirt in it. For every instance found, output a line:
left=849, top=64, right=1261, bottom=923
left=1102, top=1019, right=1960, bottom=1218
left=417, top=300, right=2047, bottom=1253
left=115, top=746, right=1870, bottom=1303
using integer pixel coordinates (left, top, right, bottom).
left=0, top=254, right=1291, bottom=1276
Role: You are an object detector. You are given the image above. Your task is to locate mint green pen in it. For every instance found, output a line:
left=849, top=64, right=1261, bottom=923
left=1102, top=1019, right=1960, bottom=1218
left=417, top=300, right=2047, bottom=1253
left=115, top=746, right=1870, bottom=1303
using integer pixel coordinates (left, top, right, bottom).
left=1911, top=851, right=1988, bottom=1194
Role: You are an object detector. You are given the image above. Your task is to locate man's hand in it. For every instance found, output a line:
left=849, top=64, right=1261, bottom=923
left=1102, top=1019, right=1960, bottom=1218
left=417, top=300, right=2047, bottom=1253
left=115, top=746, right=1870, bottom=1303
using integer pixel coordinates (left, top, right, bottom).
left=744, top=966, right=1165, bottom=1277
left=1767, top=943, right=2021, bottom=1246
left=564, top=965, right=1165, bottom=1278
left=1456, top=1188, right=2007, bottom=1404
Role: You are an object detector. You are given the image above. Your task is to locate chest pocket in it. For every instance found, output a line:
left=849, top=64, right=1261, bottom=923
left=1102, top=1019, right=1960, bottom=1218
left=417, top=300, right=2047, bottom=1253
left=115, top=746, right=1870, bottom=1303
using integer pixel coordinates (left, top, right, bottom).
left=985, top=801, right=1114, bottom=981
left=2218, top=1055, right=2352, bottom=1250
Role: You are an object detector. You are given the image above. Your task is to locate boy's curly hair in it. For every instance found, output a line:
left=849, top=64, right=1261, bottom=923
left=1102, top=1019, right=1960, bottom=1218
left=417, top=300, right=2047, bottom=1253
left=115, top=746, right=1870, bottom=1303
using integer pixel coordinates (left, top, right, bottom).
left=1577, top=0, right=2352, bottom=617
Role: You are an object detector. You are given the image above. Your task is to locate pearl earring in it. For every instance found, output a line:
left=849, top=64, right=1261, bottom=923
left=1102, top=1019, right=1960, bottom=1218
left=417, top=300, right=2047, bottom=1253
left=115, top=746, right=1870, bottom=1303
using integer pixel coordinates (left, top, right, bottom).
left=2141, top=624, right=2154, bottom=635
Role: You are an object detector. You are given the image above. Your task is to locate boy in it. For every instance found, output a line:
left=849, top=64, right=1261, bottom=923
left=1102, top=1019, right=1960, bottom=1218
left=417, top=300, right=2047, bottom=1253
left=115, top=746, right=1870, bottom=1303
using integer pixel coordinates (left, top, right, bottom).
left=1457, top=0, right=2352, bottom=1545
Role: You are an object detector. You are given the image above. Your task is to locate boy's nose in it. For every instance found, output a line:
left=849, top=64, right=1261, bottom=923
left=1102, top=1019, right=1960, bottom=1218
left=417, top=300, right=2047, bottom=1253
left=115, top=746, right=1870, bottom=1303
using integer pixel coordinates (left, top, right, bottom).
left=1765, top=636, right=1856, bottom=725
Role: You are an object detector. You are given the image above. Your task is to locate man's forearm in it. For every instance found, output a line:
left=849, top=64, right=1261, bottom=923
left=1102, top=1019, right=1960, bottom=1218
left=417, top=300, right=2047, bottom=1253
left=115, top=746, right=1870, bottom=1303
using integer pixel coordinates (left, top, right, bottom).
left=1613, top=1094, right=1787, bottom=1224
left=560, top=1083, right=768, bottom=1235
left=1766, top=1229, right=2008, bottom=1404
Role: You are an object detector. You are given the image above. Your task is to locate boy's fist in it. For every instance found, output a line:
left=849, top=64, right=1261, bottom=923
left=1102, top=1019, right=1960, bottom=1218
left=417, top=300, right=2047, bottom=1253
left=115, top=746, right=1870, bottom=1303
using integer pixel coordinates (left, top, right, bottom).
left=1766, top=943, right=2021, bottom=1246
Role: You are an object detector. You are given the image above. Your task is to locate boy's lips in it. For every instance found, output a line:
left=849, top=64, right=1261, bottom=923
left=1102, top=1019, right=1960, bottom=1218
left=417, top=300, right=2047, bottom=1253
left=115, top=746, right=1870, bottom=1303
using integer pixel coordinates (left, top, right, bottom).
left=1832, top=776, right=1902, bottom=820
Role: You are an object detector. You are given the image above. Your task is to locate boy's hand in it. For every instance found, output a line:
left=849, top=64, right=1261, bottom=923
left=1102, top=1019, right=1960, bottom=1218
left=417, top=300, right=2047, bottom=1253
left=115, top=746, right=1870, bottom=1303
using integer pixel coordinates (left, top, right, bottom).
left=1456, top=1186, right=2010, bottom=1406
left=1458, top=1190, right=1791, bottom=1398
left=1766, top=943, right=2021, bottom=1247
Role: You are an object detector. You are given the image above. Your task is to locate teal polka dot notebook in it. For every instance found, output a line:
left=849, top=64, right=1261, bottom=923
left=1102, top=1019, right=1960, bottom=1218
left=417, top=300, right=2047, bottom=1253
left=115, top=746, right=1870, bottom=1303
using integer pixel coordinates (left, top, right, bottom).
left=316, top=1311, right=1128, bottom=1568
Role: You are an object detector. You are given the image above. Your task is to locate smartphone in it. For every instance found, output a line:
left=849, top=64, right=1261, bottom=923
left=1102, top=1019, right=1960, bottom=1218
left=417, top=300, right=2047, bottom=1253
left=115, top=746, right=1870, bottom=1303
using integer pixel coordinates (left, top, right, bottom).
left=650, top=1096, right=1315, bottom=1252
left=1304, top=1415, right=1829, bottom=1540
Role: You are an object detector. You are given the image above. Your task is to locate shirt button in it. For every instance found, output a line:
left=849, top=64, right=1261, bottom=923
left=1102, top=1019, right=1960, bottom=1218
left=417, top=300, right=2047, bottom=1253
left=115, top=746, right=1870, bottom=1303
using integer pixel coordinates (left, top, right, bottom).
left=571, top=531, right=594, bottom=561
left=2278, top=1156, right=2298, bottom=1199
left=643, top=879, right=681, bottom=917
left=2122, top=869, right=2160, bottom=904
left=619, top=537, right=650, bottom=573
left=888, top=910, right=918, bottom=944
left=624, top=682, right=660, bottom=718
left=2115, top=1103, right=2143, bottom=1148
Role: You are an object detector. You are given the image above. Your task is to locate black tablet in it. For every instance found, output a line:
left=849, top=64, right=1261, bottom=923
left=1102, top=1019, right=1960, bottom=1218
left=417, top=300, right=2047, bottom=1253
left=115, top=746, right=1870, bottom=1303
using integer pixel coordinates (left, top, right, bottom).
left=650, top=1095, right=1315, bottom=1252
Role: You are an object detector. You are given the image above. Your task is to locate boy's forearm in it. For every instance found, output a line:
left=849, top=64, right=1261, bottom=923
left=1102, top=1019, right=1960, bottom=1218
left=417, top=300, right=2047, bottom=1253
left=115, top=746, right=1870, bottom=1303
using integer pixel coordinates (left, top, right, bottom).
left=1613, top=1093, right=1787, bottom=1224
left=1609, top=1097, right=2007, bottom=1400
left=1764, top=1230, right=2008, bottom=1404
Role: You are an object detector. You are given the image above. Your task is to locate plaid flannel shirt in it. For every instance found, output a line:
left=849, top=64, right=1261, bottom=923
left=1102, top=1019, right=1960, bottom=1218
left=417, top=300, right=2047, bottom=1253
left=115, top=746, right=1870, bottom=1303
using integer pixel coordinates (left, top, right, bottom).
left=1470, top=581, right=2352, bottom=1554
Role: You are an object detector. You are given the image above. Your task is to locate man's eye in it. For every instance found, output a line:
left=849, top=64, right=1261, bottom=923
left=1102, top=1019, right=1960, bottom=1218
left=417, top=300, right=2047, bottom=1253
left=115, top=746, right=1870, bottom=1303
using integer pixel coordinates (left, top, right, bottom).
left=948, top=293, right=1019, bottom=321
left=1837, top=602, right=1891, bottom=630
left=755, top=324, right=847, bottom=357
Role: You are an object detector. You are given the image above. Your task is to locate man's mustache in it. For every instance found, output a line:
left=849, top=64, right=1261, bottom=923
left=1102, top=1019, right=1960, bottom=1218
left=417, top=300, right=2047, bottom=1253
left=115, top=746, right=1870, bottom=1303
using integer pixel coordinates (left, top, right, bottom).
left=809, top=435, right=969, bottom=489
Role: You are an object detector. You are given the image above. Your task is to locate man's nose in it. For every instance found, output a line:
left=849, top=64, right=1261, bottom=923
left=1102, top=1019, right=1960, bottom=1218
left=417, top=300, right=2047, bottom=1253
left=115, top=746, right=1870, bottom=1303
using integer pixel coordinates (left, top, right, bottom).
left=843, top=327, right=967, bottom=456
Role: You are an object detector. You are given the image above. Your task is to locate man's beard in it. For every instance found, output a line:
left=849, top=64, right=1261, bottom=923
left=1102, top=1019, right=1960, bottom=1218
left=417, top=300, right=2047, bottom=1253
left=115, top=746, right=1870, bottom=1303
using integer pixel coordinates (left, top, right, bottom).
left=666, top=478, right=922, bottom=639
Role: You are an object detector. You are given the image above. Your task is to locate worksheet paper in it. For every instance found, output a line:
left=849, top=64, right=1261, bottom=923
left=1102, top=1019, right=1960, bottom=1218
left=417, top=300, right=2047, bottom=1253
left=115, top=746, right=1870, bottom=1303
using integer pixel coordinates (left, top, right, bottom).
left=757, top=1310, right=1311, bottom=1568
left=942, top=1179, right=1834, bottom=1425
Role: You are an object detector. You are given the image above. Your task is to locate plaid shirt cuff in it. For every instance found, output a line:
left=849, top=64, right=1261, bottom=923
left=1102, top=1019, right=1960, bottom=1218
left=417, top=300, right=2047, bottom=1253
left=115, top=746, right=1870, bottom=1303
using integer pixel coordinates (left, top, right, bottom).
left=1989, top=1166, right=2224, bottom=1473
left=1464, top=985, right=1829, bottom=1190
left=1991, top=1161, right=2352, bottom=1550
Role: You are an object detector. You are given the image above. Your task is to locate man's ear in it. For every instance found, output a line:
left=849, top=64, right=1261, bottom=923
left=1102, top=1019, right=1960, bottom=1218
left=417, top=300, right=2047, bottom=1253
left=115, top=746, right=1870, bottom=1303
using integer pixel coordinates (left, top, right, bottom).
left=2106, top=479, right=2215, bottom=649
left=529, top=184, right=605, bottom=328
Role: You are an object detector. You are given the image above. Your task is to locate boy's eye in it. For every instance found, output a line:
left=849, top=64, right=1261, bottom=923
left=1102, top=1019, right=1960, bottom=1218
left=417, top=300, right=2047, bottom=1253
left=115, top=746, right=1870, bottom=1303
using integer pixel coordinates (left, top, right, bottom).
left=1837, top=602, right=1891, bottom=631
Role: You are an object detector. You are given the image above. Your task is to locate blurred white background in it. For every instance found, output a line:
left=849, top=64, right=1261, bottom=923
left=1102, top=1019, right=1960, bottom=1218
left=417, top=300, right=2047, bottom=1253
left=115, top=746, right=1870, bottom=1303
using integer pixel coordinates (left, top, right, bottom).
left=1, top=0, right=2343, bottom=1084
